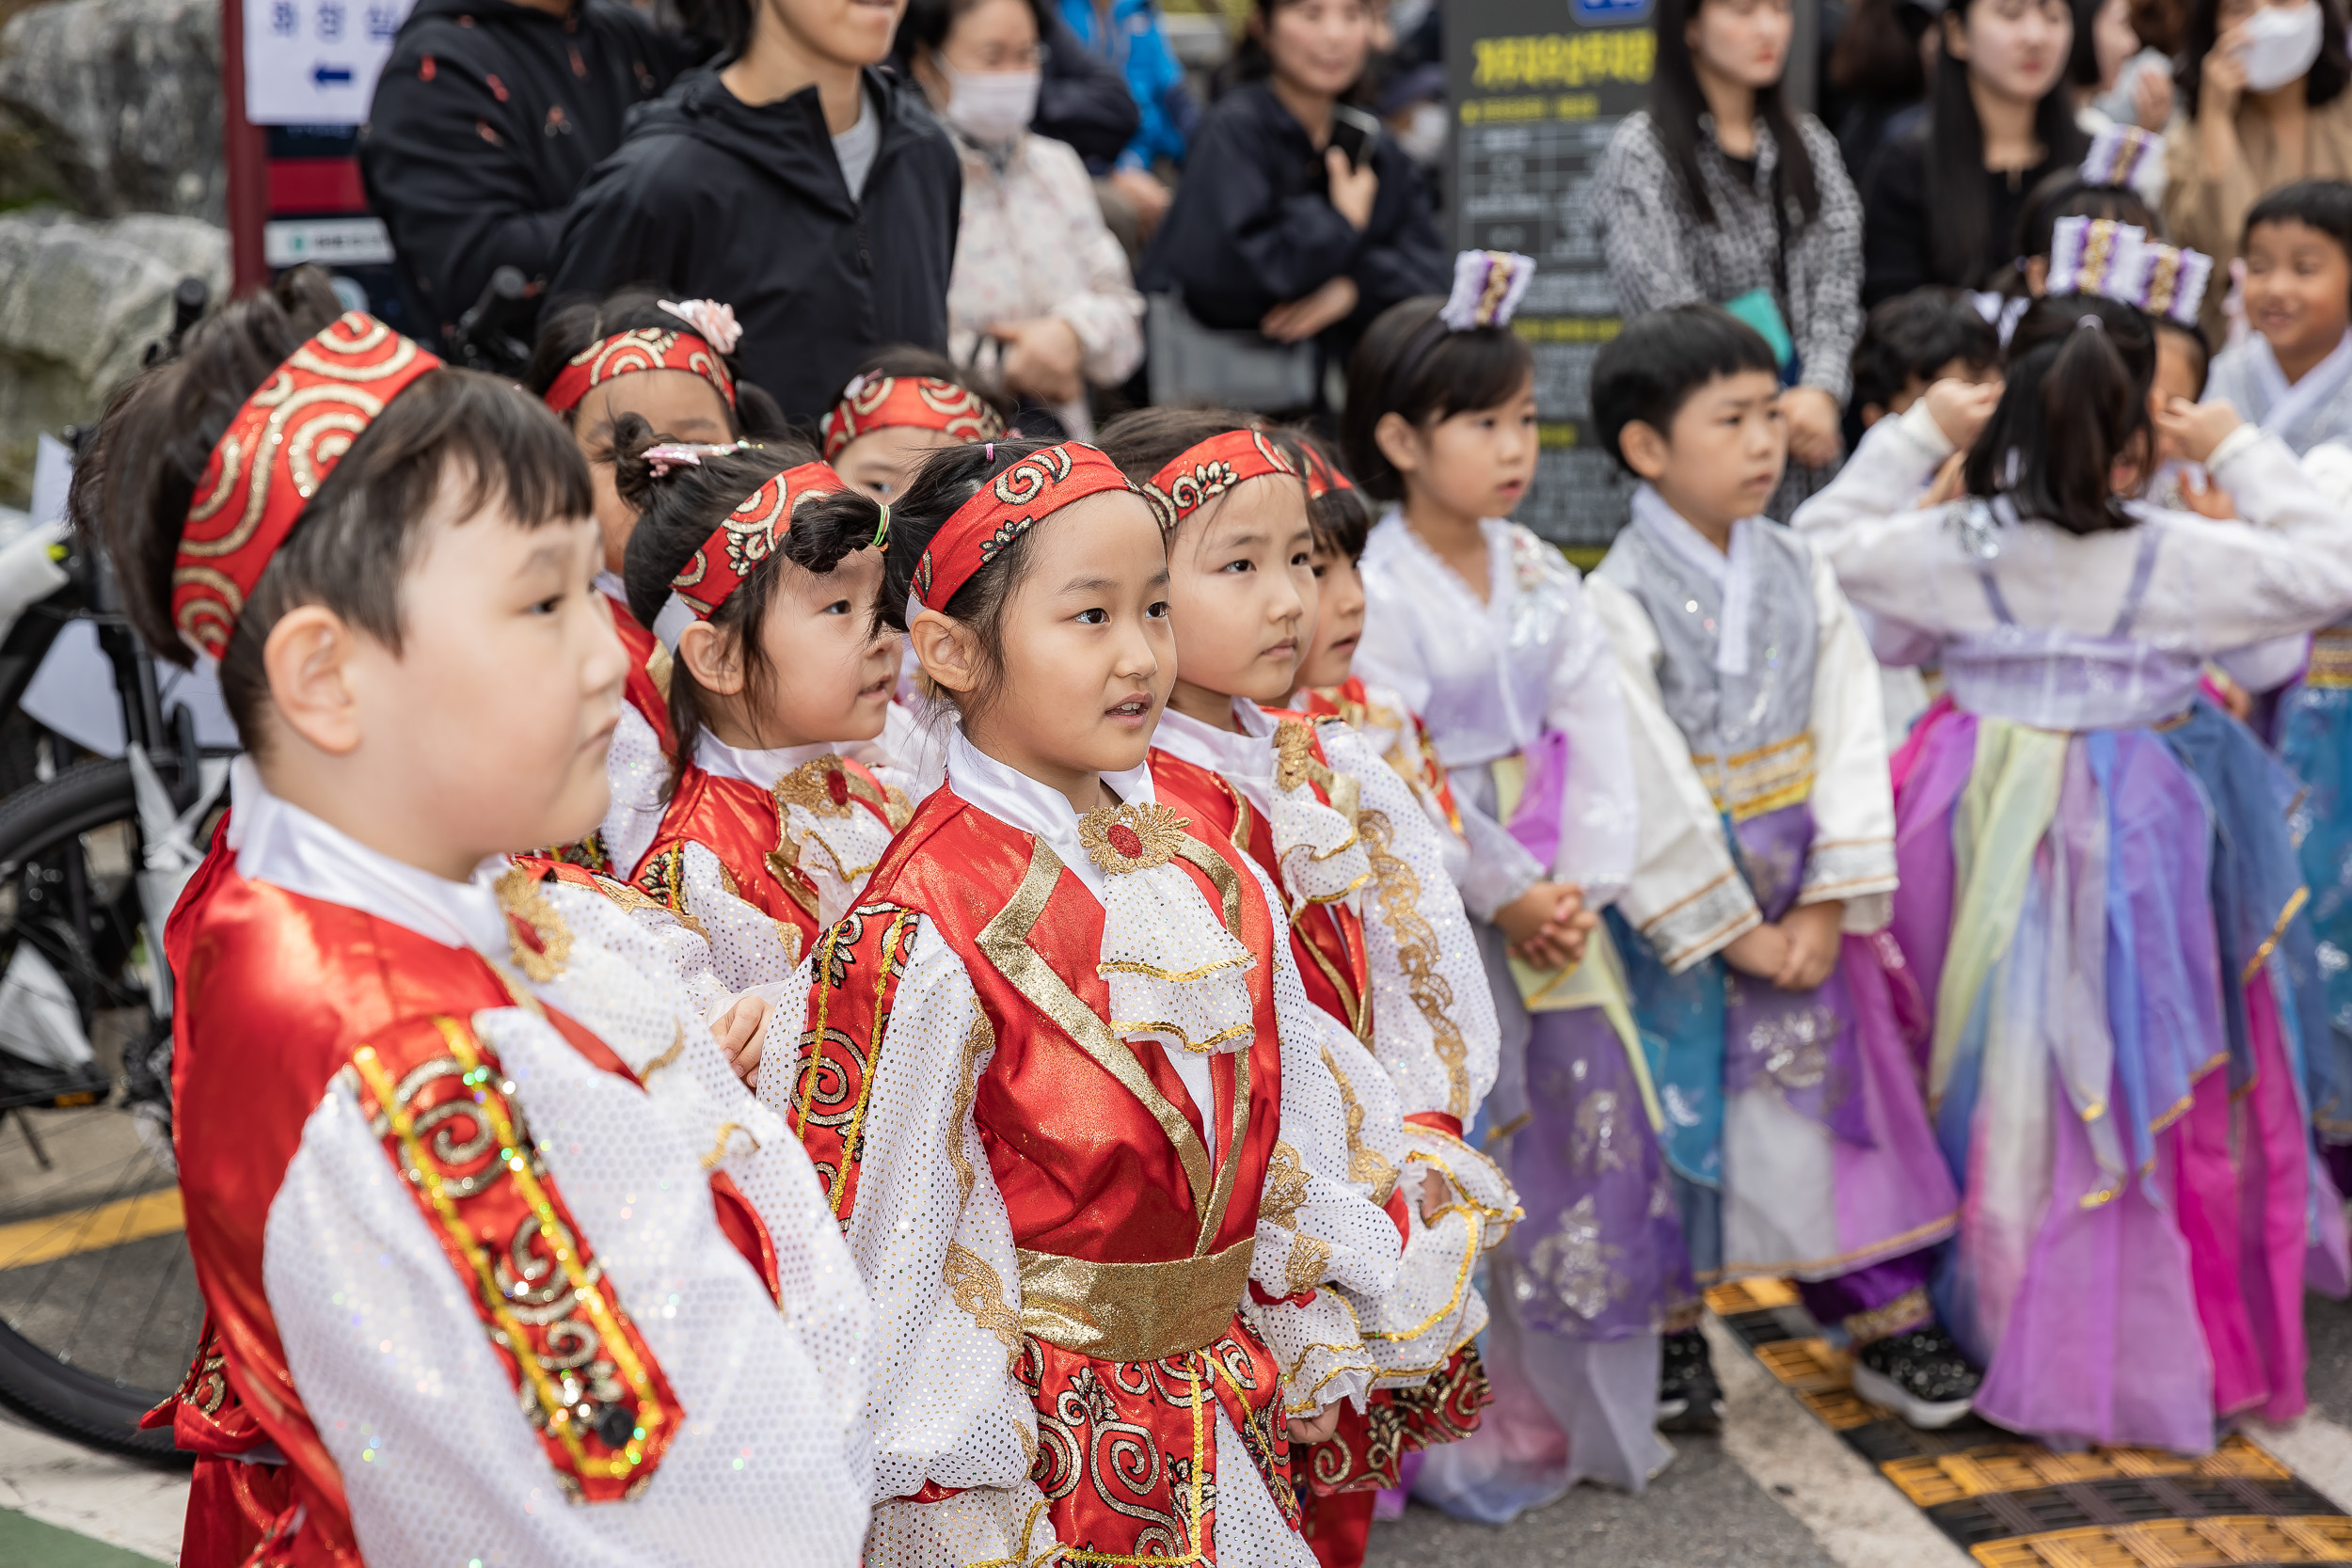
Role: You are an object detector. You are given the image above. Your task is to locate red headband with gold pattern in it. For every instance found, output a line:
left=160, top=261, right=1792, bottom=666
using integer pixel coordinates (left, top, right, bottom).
left=542, top=328, right=736, bottom=416
left=820, top=373, right=1004, bottom=459
left=1299, top=443, right=1354, bottom=500
left=649, top=460, right=850, bottom=650
left=172, top=312, right=442, bottom=659
left=1142, top=428, right=1297, bottom=531
left=912, top=443, right=1138, bottom=611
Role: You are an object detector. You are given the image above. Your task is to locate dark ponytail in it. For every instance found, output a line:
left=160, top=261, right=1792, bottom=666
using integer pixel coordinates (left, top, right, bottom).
left=1963, top=293, right=2153, bottom=535
left=71, top=263, right=590, bottom=756
left=612, top=417, right=882, bottom=791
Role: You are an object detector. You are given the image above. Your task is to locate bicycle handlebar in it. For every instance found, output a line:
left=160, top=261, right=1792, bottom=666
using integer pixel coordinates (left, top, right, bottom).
left=451, top=265, right=536, bottom=377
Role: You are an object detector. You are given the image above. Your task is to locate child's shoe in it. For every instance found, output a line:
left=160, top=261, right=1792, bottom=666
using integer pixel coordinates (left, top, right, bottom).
left=1657, top=1326, right=1724, bottom=1433
left=1851, top=1324, right=1980, bottom=1430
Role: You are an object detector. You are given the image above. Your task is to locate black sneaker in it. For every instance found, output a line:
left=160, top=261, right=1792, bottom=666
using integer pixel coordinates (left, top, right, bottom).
left=1657, top=1327, right=1724, bottom=1433
left=1851, top=1325, right=1981, bottom=1430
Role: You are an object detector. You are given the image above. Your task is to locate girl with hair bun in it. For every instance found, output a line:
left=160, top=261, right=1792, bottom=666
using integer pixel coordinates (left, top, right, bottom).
left=1096, top=407, right=1515, bottom=1568
left=72, top=266, right=870, bottom=1566
left=1795, top=259, right=2352, bottom=1449
left=769, top=438, right=1403, bottom=1568
left=610, top=420, right=913, bottom=1005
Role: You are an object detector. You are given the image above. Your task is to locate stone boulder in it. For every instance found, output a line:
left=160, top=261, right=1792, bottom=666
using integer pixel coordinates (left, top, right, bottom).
left=0, top=208, right=229, bottom=506
left=0, top=0, right=225, bottom=221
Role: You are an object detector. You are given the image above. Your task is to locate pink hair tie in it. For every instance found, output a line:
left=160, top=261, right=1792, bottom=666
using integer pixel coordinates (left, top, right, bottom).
left=643, top=440, right=743, bottom=477
left=985, top=441, right=994, bottom=462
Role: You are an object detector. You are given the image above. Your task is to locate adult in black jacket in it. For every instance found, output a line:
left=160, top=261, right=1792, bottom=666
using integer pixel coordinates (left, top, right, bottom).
left=360, top=0, right=674, bottom=350
left=1138, top=0, right=1446, bottom=356
left=547, top=0, right=961, bottom=422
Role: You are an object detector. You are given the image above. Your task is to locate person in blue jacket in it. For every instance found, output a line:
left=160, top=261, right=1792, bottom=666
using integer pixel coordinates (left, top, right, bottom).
left=1057, top=0, right=1196, bottom=240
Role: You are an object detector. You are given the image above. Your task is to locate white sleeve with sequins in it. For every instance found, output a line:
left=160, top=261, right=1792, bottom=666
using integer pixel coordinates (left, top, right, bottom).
left=823, top=915, right=1057, bottom=1563
left=263, top=1004, right=872, bottom=1567
left=669, top=840, right=811, bottom=994
left=1798, top=546, right=1899, bottom=931
left=1586, top=575, right=1761, bottom=974
left=601, top=703, right=672, bottom=879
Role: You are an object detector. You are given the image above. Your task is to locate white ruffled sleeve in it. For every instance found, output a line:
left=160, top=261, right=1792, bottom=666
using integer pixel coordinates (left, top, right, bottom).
left=601, top=703, right=672, bottom=879
left=1585, top=575, right=1760, bottom=973
left=1797, top=547, right=1899, bottom=932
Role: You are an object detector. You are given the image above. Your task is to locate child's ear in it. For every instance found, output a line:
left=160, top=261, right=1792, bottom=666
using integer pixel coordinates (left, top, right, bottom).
left=910, top=608, right=981, bottom=695
left=1372, top=411, right=1424, bottom=479
left=677, top=620, right=747, bottom=698
left=263, top=605, right=365, bottom=757
left=1618, top=420, right=1672, bottom=481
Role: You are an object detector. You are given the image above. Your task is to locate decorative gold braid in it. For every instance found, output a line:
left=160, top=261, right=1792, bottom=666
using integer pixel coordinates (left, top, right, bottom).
left=1357, top=809, right=1469, bottom=1121
left=1074, top=800, right=1190, bottom=875
left=1259, top=1140, right=1310, bottom=1229
left=1283, top=1233, right=1335, bottom=1296
left=1319, top=1043, right=1399, bottom=1200
left=944, top=1242, right=1023, bottom=1371
left=946, top=1010, right=994, bottom=1205
left=493, top=864, right=573, bottom=982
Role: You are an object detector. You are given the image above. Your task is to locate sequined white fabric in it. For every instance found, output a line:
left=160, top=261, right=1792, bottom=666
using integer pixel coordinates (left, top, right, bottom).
left=602, top=702, right=671, bottom=879
left=696, top=732, right=903, bottom=931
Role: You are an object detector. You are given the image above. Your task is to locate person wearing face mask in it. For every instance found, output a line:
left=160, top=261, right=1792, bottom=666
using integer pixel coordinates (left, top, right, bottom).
left=1860, top=0, right=2091, bottom=304
left=1597, top=0, right=1865, bottom=517
left=547, top=0, right=961, bottom=423
left=2164, top=0, right=2352, bottom=339
left=1137, top=0, right=1449, bottom=374
left=895, top=0, right=1144, bottom=437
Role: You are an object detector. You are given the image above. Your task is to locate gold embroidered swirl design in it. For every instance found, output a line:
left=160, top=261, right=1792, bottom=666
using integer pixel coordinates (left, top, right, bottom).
left=493, top=864, right=574, bottom=982
left=946, top=1010, right=993, bottom=1205
left=1358, top=809, right=1469, bottom=1120
left=1320, top=1043, right=1399, bottom=1200
left=1259, top=1140, right=1310, bottom=1229
left=945, top=1242, right=1024, bottom=1370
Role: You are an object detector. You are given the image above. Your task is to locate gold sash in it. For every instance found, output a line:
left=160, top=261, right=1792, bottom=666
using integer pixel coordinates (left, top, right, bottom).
left=1016, top=1235, right=1255, bottom=1363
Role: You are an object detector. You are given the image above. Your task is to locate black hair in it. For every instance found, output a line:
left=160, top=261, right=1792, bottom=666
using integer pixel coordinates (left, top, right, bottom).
left=1230, top=0, right=1368, bottom=87
left=2179, top=0, right=2350, bottom=113
left=2013, top=168, right=2162, bottom=275
left=891, top=0, right=1048, bottom=74
left=1588, top=303, right=1782, bottom=473
left=1095, top=404, right=1260, bottom=490
left=526, top=286, right=789, bottom=444
left=1651, top=0, right=1820, bottom=227
left=2153, top=317, right=2213, bottom=398
left=830, top=343, right=1017, bottom=431
left=612, top=418, right=872, bottom=793
left=2067, top=0, right=2106, bottom=87
left=1829, top=0, right=1931, bottom=103
left=1926, top=1, right=2092, bottom=289
left=72, top=265, right=592, bottom=760
left=1963, top=292, right=2153, bottom=533
left=1341, top=297, right=1536, bottom=501
left=1851, top=287, right=2003, bottom=415
left=2243, top=177, right=2352, bottom=261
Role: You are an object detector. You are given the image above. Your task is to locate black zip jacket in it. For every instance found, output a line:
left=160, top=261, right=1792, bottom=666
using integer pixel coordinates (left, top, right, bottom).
left=547, top=66, right=961, bottom=422
left=360, top=0, right=674, bottom=347
left=1137, top=81, right=1448, bottom=337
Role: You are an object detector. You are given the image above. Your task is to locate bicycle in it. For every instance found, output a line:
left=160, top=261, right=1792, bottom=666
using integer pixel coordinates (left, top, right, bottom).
left=0, top=278, right=229, bottom=1462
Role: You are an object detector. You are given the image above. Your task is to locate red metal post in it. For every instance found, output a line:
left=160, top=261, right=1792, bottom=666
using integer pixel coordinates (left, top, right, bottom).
left=220, top=0, right=270, bottom=295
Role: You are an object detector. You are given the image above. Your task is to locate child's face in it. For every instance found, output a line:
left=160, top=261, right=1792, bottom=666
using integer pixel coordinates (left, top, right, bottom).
left=748, top=546, right=901, bottom=747
left=573, top=371, right=733, bottom=576
left=1622, top=368, right=1788, bottom=532
left=2150, top=326, right=2206, bottom=460
left=834, top=425, right=964, bottom=502
left=1166, top=475, right=1319, bottom=709
left=1295, top=543, right=1366, bottom=690
left=946, top=490, right=1177, bottom=782
left=2244, top=217, right=2352, bottom=367
left=346, top=477, right=625, bottom=861
left=1389, top=371, right=1540, bottom=522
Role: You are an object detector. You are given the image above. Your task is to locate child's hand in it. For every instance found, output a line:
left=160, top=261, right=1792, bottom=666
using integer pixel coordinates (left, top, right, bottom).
left=1497, top=880, right=1587, bottom=970
left=1288, top=1402, right=1343, bottom=1444
left=1418, top=1168, right=1455, bottom=1223
left=1782, top=387, right=1844, bottom=468
left=2154, top=396, right=2243, bottom=465
left=1721, top=921, right=1789, bottom=980
left=1921, top=378, right=2003, bottom=451
left=1772, top=900, right=1844, bottom=992
left=1918, top=451, right=1968, bottom=509
left=711, top=992, right=772, bottom=1087
left=2180, top=466, right=2238, bottom=519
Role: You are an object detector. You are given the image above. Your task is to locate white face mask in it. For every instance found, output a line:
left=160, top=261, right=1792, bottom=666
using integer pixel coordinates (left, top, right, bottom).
left=2236, top=0, right=2325, bottom=94
left=942, top=64, right=1041, bottom=146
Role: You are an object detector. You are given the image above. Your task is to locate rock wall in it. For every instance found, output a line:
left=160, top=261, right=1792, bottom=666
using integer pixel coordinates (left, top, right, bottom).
left=0, top=0, right=229, bottom=504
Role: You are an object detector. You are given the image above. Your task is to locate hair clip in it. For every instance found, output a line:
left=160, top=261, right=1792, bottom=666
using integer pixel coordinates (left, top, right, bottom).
left=1438, top=249, right=1536, bottom=332
left=2126, top=241, right=2214, bottom=326
left=642, top=440, right=740, bottom=477
left=871, top=503, right=892, bottom=550
left=656, top=298, right=743, bottom=356
left=984, top=441, right=994, bottom=462
left=2079, top=124, right=2166, bottom=206
left=2046, top=215, right=2146, bottom=301
left=2077, top=313, right=2106, bottom=331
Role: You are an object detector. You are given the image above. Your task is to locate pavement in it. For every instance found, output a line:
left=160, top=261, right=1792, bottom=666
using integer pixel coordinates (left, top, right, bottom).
left=15, top=1291, right=2352, bottom=1564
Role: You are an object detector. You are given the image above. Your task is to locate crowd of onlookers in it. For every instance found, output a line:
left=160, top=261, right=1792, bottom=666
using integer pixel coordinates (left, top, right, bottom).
left=353, top=0, right=2352, bottom=483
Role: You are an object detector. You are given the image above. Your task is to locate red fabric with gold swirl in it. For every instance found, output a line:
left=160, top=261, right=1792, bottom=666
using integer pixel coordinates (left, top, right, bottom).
left=667, top=461, right=849, bottom=622
left=541, top=326, right=736, bottom=415
left=818, top=372, right=1003, bottom=458
left=1299, top=443, right=1355, bottom=499
left=912, top=442, right=1139, bottom=611
left=171, top=312, right=441, bottom=659
left=1143, top=427, right=1299, bottom=532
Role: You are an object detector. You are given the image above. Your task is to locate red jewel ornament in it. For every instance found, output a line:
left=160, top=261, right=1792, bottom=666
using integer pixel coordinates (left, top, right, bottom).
left=825, top=768, right=850, bottom=807
left=1106, top=822, right=1144, bottom=859
left=506, top=911, right=548, bottom=958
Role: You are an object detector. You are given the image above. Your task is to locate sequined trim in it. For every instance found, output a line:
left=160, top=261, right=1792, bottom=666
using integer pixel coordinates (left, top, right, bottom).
left=946, top=1242, right=1025, bottom=1370
left=1319, top=1044, right=1398, bottom=1202
left=1690, top=732, right=1817, bottom=822
left=1843, top=1285, right=1934, bottom=1346
left=2310, top=629, right=2352, bottom=689
left=1358, top=807, right=1469, bottom=1120
left=1015, top=1235, right=1257, bottom=1363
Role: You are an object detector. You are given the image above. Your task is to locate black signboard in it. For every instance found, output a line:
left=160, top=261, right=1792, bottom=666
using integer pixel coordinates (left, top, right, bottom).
left=1444, top=0, right=1655, bottom=557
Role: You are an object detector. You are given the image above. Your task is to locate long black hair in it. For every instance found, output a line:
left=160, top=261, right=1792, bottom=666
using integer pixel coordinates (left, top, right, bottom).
left=2177, top=0, right=2350, bottom=113
left=1925, top=0, right=2091, bottom=288
left=1963, top=293, right=2153, bottom=533
left=1650, top=0, right=1821, bottom=226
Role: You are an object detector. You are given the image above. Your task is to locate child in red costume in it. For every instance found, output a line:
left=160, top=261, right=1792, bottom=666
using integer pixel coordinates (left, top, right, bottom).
left=74, top=267, right=871, bottom=1567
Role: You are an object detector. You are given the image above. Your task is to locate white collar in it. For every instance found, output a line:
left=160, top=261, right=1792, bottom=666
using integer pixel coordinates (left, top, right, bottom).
left=1369, top=508, right=1514, bottom=608
left=1152, top=698, right=1273, bottom=774
left=594, top=570, right=628, bottom=607
left=944, top=729, right=1155, bottom=902
left=692, top=728, right=841, bottom=788
left=226, top=755, right=506, bottom=954
left=2254, top=328, right=2352, bottom=438
left=1630, top=483, right=1762, bottom=676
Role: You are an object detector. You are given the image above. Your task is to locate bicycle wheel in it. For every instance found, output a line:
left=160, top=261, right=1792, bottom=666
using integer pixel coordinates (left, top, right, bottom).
left=0, top=756, right=203, bottom=1461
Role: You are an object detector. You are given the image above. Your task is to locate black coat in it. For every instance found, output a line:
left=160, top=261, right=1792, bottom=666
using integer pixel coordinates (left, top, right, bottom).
left=359, top=0, right=674, bottom=346
left=548, top=67, right=961, bottom=423
left=1137, top=81, right=1448, bottom=337
left=1036, top=7, right=1141, bottom=170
